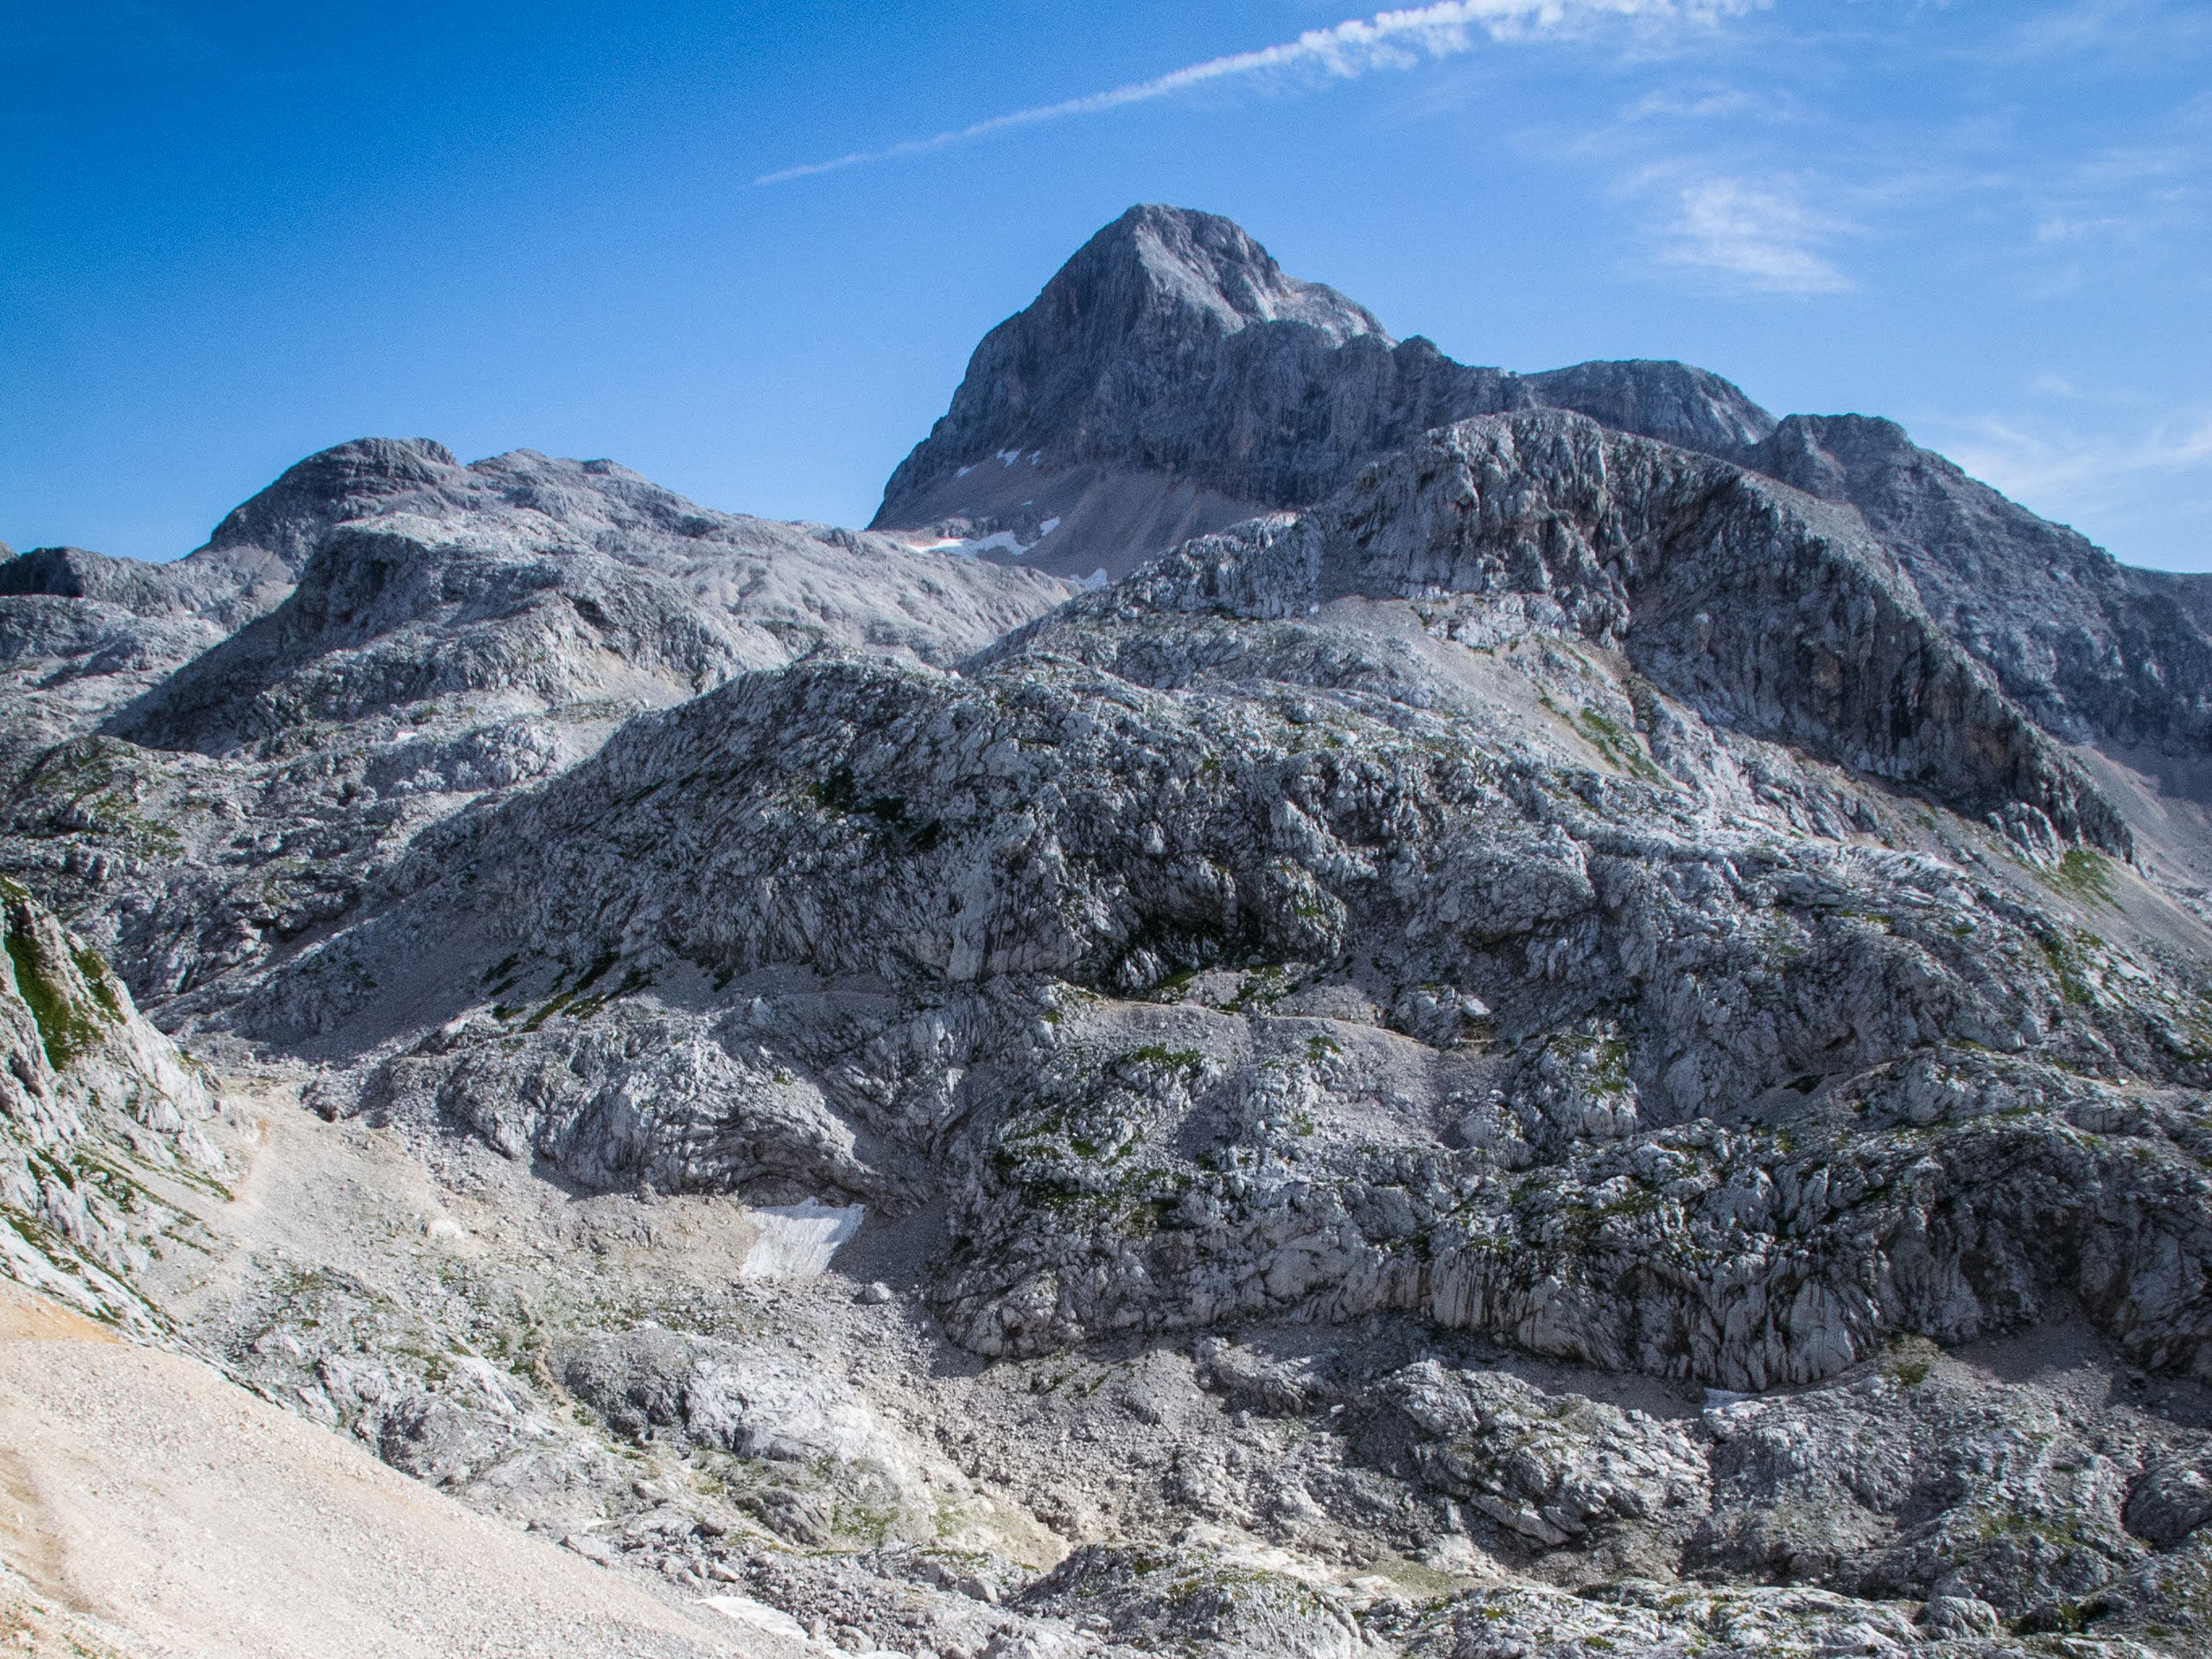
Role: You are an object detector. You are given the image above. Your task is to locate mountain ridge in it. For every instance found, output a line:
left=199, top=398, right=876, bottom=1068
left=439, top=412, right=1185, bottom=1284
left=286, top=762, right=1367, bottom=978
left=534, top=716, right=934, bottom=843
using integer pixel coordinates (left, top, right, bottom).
left=2, top=204, right=2211, bottom=1659
left=874, top=204, right=2212, bottom=796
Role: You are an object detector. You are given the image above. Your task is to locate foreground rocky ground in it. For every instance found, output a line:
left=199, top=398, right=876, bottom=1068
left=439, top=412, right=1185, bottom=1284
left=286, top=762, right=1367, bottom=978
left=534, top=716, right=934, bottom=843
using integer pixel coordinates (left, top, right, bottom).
left=3, top=207, right=2211, bottom=1656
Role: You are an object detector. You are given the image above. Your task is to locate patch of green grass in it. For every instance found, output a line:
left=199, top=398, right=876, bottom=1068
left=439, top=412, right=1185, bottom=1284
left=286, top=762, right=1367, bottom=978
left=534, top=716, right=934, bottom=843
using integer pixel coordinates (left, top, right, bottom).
left=1229, top=964, right=1297, bottom=1013
left=4, top=925, right=109, bottom=1069
left=519, top=992, right=574, bottom=1032
left=1123, top=1045, right=1203, bottom=1074
left=1574, top=707, right=1666, bottom=785
left=71, top=948, right=123, bottom=1018
left=2044, top=849, right=2119, bottom=909
left=2037, top=935, right=2097, bottom=1007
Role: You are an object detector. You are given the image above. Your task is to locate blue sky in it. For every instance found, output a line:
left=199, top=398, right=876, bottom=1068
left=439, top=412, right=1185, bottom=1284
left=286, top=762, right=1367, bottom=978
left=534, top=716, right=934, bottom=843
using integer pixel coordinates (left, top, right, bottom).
left=3, top=0, right=2206, bottom=569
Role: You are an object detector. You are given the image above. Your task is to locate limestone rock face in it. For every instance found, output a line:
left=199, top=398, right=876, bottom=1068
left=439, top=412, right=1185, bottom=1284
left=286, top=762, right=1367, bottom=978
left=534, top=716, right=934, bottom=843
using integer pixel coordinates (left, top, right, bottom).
left=0, top=885, right=220, bottom=1332
left=877, top=207, right=1767, bottom=583
left=221, top=419, right=2212, bottom=1406
left=874, top=207, right=2212, bottom=798
left=10, top=207, right=2212, bottom=1658
left=1376, top=1360, right=1709, bottom=1547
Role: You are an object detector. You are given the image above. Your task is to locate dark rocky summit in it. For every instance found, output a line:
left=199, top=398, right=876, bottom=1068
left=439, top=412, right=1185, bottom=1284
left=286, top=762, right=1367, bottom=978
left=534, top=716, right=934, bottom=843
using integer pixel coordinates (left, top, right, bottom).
left=876, top=206, right=2212, bottom=798
left=5, top=207, right=2212, bottom=1658
left=872, top=205, right=1785, bottom=580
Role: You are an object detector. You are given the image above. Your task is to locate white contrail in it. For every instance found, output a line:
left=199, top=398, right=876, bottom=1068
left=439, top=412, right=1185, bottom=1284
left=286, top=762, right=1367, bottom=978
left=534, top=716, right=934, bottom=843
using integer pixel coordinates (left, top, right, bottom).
left=757, top=0, right=1760, bottom=185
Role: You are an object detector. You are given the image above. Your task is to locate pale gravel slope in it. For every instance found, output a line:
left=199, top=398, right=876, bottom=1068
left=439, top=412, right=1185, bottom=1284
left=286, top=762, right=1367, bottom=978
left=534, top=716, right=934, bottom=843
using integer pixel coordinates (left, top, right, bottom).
left=0, top=1280, right=793, bottom=1659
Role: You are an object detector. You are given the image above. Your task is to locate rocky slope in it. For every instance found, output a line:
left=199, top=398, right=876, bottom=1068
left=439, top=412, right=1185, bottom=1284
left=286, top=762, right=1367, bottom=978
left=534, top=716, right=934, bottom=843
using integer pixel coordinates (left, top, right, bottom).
left=873, top=206, right=2212, bottom=800
left=2, top=207, right=2211, bottom=1657
left=870, top=207, right=1775, bottom=583
left=0, top=440, right=1071, bottom=1002
left=0, top=880, right=223, bottom=1336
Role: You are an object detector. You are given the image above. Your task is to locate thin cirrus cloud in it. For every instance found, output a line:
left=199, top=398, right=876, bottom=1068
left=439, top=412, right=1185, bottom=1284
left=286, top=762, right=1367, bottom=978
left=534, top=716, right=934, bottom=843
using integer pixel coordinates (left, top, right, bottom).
left=1952, top=410, right=2212, bottom=505
left=1941, top=404, right=2212, bottom=564
left=1649, top=175, right=1856, bottom=294
left=755, top=0, right=1766, bottom=186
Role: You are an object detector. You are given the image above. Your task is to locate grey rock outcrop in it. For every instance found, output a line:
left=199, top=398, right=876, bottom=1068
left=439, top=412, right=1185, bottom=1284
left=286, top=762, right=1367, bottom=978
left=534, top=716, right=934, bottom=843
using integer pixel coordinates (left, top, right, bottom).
left=2127, top=1443, right=2212, bottom=1548
left=875, top=206, right=2212, bottom=810
left=873, top=207, right=1777, bottom=583
left=12, top=207, right=2212, bottom=1659
left=1018, top=1543, right=1367, bottom=1659
left=1376, top=1359, right=1708, bottom=1548
left=0, top=439, right=1071, bottom=1003
left=233, top=419, right=2212, bottom=1402
left=0, top=882, right=221, bottom=1331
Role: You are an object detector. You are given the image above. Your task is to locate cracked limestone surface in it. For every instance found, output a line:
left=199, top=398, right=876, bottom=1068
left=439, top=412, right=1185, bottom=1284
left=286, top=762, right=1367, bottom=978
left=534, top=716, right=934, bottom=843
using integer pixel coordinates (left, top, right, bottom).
left=2, top=206, right=2211, bottom=1658
left=0, top=439, right=1071, bottom=1006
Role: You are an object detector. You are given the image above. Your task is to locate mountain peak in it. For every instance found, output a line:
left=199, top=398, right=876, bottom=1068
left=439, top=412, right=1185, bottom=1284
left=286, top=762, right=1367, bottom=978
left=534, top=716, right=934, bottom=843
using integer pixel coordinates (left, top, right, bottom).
left=205, top=437, right=461, bottom=569
left=1068, top=205, right=1390, bottom=346
left=870, top=206, right=1458, bottom=567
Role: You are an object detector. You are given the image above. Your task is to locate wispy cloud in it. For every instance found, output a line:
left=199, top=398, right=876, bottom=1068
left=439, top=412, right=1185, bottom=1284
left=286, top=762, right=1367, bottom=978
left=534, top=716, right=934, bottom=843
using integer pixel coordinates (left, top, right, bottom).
left=756, top=0, right=1764, bottom=185
left=2035, top=213, right=2149, bottom=244
left=1956, top=412, right=2212, bottom=491
left=1645, top=174, right=1856, bottom=292
left=2009, top=0, right=2212, bottom=59
left=1942, top=405, right=2212, bottom=550
left=1620, top=83, right=1789, bottom=122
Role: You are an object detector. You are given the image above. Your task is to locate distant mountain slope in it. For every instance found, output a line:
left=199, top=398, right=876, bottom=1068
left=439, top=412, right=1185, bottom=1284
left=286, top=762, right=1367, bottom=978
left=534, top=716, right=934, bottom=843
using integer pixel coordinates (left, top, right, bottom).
left=0, top=439, right=1072, bottom=1001
left=0, top=436, right=456, bottom=638
left=105, top=441, right=1071, bottom=757
left=874, top=205, right=2212, bottom=787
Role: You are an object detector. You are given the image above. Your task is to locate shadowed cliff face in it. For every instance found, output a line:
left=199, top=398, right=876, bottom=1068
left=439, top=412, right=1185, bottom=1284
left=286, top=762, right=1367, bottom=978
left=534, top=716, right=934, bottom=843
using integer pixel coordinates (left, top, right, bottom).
left=1751, top=414, right=2212, bottom=767
left=870, top=205, right=1779, bottom=582
left=875, top=204, right=2212, bottom=788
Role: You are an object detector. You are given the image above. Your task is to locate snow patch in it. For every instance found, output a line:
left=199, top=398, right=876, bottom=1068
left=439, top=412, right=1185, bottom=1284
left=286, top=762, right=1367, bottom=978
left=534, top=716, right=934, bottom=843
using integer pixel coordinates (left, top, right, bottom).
left=901, top=530, right=1027, bottom=559
left=739, top=1199, right=863, bottom=1281
left=699, top=1595, right=815, bottom=1644
left=955, top=465, right=973, bottom=477
left=1038, top=517, right=1061, bottom=537
left=1083, top=569, right=1110, bottom=589
left=996, top=449, right=1020, bottom=467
